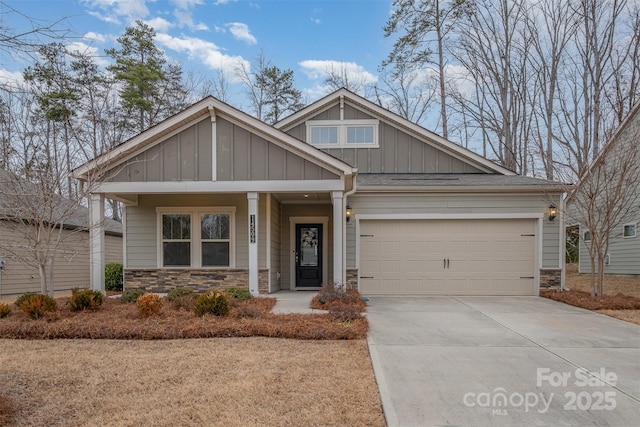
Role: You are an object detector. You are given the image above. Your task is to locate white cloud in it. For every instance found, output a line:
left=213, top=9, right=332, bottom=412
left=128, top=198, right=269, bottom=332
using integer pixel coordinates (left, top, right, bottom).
left=83, top=32, right=107, bottom=43
left=82, top=0, right=149, bottom=22
left=155, top=33, right=249, bottom=79
left=299, top=60, right=378, bottom=84
left=310, top=18, right=322, bottom=24
left=225, top=22, right=257, bottom=45
left=0, top=69, right=25, bottom=89
left=170, top=0, right=208, bottom=30
left=144, top=17, right=174, bottom=33
left=214, top=0, right=237, bottom=5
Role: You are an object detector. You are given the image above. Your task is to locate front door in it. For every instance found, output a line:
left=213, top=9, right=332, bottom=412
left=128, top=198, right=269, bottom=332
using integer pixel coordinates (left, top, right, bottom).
left=295, top=224, right=323, bottom=287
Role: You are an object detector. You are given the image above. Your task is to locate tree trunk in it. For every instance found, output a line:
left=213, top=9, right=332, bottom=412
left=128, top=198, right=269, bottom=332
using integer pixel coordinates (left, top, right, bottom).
left=589, top=255, right=596, bottom=297
left=38, top=264, right=47, bottom=295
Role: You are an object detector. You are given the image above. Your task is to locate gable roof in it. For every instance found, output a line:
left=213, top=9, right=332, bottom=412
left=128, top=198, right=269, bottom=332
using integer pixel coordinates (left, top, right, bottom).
left=73, top=96, right=355, bottom=182
left=275, top=88, right=516, bottom=176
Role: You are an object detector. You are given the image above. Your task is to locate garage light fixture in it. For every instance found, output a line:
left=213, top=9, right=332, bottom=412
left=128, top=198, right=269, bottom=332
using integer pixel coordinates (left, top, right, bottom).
left=346, top=204, right=352, bottom=222
left=548, top=203, right=557, bottom=222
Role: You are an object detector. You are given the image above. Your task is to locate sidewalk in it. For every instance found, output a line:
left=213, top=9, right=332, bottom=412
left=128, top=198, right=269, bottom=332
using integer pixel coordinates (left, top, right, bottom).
left=269, top=290, right=326, bottom=314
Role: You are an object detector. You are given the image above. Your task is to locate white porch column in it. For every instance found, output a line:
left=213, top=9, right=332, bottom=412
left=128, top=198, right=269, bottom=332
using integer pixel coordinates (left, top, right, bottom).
left=332, top=191, right=344, bottom=285
left=89, top=193, right=105, bottom=293
left=247, top=192, right=259, bottom=295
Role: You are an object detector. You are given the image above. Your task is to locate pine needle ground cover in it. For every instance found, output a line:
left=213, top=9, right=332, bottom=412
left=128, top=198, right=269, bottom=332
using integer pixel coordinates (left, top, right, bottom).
left=0, top=295, right=367, bottom=340
left=540, top=264, right=640, bottom=325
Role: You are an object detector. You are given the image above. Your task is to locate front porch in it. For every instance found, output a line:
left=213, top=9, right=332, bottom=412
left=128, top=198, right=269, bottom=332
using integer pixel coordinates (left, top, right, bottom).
left=89, top=191, right=351, bottom=295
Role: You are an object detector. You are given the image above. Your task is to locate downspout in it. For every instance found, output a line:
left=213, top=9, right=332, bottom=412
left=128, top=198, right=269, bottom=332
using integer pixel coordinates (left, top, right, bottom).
left=560, top=193, right=567, bottom=291
left=343, top=173, right=357, bottom=288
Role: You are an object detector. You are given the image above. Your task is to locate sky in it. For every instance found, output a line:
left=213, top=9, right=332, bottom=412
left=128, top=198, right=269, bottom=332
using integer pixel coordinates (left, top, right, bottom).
left=1, top=0, right=397, bottom=107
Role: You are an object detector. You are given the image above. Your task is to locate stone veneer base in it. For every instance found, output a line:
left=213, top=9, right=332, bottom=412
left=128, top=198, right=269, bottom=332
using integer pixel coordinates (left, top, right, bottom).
left=124, top=269, right=269, bottom=294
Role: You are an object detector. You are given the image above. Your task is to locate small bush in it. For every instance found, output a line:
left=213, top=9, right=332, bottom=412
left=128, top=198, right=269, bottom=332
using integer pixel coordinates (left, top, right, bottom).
left=68, top=288, right=104, bottom=312
left=14, top=292, right=37, bottom=308
left=328, top=305, right=362, bottom=323
left=225, top=287, right=252, bottom=300
left=105, top=263, right=123, bottom=291
left=121, top=289, right=145, bottom=303
left=0, top=302, right=10, bottom=318
left=311, top=282, right=366, bottom=311
left=18, top=294, right=57, bottom=319
left=167, top=287, right=194, bottom=301
left=194, top=290, right=229, bottom=317
left=136, top=293, right=162, bottom=318
left=169, top=295, right=196, bottom=311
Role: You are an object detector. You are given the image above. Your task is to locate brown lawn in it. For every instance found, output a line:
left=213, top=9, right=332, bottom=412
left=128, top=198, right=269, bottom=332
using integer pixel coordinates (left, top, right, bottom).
left=0, top=338, right=385, bottom=427
left=541, top=264, right=640, bottom=325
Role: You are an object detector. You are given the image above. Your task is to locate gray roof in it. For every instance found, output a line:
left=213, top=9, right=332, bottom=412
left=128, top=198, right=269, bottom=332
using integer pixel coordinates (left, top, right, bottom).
left=0, top=167, right=122, bottom=235
left=357, top=173, right=565, bottom=190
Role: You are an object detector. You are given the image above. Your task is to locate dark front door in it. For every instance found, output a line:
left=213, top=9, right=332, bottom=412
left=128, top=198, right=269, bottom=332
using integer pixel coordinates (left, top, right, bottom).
left=295, top=224, right=323, bottom=287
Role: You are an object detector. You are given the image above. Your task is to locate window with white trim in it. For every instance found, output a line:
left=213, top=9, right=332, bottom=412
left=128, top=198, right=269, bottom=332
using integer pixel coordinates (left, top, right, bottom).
left=623, top=223, right=636, bottom=238
left=158, top=208, right=235, bottom=268
left=307, top=119, right=379, bottom=148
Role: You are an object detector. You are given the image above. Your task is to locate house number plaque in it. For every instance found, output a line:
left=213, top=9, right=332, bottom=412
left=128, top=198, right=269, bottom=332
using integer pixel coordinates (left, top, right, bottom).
left=250, top=215, right=256, bottom=243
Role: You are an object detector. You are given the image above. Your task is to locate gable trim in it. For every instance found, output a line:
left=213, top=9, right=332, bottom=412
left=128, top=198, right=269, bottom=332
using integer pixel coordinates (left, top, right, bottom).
left=276, top=88, right=515, bottom=176
left=73, top=96, right=355, bottom=183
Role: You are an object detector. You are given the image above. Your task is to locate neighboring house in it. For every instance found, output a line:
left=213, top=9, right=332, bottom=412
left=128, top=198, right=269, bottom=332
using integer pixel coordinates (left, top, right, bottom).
left=568, top=102, right=640, bottom=276
left=0, top=168, right=123, bottom=298
left=73, top=88, right=564, bottom=296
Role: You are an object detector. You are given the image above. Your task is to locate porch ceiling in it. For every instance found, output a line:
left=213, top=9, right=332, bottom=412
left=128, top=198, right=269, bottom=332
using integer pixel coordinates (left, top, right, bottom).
left=274, top=192, right=331, bottom=204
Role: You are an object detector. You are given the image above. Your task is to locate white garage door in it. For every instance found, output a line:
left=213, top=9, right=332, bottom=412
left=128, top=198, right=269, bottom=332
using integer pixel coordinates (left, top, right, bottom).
left=359, top=219, right=537, bottom=295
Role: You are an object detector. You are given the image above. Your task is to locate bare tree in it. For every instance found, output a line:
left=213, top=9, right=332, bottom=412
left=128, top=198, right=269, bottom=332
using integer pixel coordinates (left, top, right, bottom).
left=373, top=63, right=437, bottom=125
left=236, top=51, right=271, bottom=121
left=322, top=63, right=371, bottom=95
left=383, top=0, right=473, bottom=139
left=565, top=105, right=640, bottom=296
left=452, top=0, right=533, bottom=172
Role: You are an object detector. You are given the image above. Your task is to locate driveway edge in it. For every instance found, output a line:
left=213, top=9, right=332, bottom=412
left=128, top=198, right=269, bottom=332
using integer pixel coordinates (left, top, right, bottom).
left=367, top=335, right=398, bottom=427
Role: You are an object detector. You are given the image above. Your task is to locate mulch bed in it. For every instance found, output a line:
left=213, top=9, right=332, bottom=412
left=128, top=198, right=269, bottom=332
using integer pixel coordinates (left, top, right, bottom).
left=540, top=289, right=640, bottom=310
left=0, top=296, right=368, bottom=340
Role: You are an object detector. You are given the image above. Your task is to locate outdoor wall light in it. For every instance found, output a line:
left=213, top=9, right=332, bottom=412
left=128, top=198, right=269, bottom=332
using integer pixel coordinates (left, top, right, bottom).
left=346, top=205, right=352, bottom=222
left=548, top=203, right=557, bottom=222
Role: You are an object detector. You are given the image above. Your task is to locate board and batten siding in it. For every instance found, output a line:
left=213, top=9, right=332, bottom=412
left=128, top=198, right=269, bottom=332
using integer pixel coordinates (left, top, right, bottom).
left=216, top=117, right=338, bottom=181
left=0, top=223, right=122, bottom=297
left=284, top=102, right=483, bottom=174
left=347, top=194, right=561, bottom=269
left=109, top=118, right=213, bottom=182
left=125, top=194, right=271, bottom=270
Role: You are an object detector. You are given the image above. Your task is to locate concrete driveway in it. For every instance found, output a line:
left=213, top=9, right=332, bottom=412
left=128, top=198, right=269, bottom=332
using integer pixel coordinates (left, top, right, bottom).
left=366, top=297, right=640, bottom=426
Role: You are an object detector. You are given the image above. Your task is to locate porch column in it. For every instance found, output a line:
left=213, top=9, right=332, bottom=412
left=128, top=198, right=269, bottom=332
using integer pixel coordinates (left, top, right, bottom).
left=89, top=193, right=105, bottom=293
left=247, top=192, right=259, bottom=295
left=332, top=191, right=344, bottom=285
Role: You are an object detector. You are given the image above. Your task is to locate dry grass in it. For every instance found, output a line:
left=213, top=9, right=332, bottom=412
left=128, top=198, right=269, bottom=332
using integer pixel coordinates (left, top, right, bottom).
left=0, top=338, right=385, bottom=427
left=0, top=297, right=368, bottom=340
left=565, top=263, right=640, bottom=297
left=0, top=393, right=13, bottom=425
left=541, top=264, right=640, bottom=325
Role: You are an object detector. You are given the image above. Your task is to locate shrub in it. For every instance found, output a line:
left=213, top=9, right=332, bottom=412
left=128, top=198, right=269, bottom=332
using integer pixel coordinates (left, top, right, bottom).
left=105, top=263, right=124, bottom=291
left=194, top=290, right=229, bottom=317
left=169, top=295, right=196, bottom=311
left=14, top=292, right=37, bottom=308
left=0, top=302, right=10, bottom=318
left=328, top=305, right=362, bottom=323
left=18, top=294, right=57, bottom=319
left=167, top=287, right=195, bottom=301
left=136, top=293, right=162, bottom=318
left=68, top=288, right=104, bottom=312
left=225, top=287, right=252, bottom=300
left=311, top=281, right=365, bottom=311
left=121, top=289, right=145, bottom=303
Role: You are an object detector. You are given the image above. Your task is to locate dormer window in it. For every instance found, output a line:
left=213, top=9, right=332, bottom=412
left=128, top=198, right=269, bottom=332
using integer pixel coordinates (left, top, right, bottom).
left=307, top=119, right=379, bottom=148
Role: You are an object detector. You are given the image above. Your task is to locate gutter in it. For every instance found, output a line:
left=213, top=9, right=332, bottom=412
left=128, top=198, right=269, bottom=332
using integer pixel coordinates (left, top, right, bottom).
left=356, top=185, right=567, bottom=194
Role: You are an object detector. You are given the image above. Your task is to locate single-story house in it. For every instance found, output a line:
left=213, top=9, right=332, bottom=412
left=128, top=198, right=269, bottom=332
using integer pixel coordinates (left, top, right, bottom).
left=567, top=101, right=640, bottom=276
left=73, top=88, right=565, bottom=296
left=0, top=168, right=122, bottom=298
